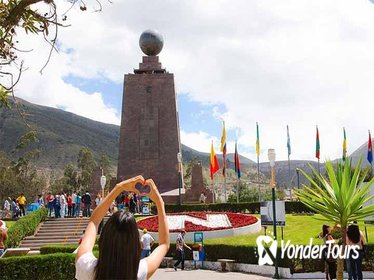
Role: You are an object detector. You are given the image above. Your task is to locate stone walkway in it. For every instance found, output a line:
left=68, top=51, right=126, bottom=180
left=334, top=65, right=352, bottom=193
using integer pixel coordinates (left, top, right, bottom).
left=152, top=268, right=273, bottom=280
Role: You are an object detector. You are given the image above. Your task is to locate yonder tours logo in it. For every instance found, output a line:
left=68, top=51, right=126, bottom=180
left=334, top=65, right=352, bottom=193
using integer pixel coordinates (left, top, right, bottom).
left=256, top=235, right=360, bottom=265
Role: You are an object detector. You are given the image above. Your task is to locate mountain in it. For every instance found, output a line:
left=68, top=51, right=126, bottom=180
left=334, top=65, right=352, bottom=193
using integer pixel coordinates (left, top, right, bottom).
left=1, top=98, right=371, bottom=187
left=349, top=140, right=373, bottom=167
left=0, top=98, right=119, bottom=170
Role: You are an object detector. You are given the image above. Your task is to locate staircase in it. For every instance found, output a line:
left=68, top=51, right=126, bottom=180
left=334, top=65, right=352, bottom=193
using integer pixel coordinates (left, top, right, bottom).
left=19, top=217, right=90, bottom=252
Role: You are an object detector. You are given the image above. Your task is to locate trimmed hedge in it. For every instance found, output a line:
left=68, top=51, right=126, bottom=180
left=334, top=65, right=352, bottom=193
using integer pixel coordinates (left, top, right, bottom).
left=40, top=244, right=98, bottom=255
left=5, top=208, right=48, bottom=248
left=0, top=253, right=76, bottom=280
left=152, top=201, right=314, bottom=214
left=40, top=243, right=374, bottom=273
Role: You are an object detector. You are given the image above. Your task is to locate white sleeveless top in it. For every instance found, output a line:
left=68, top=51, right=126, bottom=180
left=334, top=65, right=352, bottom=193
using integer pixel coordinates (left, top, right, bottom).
left=75, top=251, right=148, bottom=280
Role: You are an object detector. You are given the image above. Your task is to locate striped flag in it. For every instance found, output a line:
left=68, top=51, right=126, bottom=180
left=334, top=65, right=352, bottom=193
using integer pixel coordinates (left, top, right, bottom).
left=368, top=130, right=373, bottom=164
left=210, top=141, right=219, bottom=180
left=342, top=128, right=347, bottom=161
left=234, top=141, right=241, bottom=179
left=256, top=122, right=260, bottom=157
left=316, top=126, right=320, bottom=160
left=287, top=125, right=291, bottom=156
left=220, top=121, right=227, bottom=177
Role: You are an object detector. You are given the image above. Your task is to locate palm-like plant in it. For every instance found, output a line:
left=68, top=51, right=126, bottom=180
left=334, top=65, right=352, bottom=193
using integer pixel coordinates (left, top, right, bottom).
left=295, top=158, right=374, bottom=280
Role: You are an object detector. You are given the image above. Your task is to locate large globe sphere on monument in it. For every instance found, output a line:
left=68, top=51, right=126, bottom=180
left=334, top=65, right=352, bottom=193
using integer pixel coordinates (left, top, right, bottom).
left=139, top=30, right=164, bottom=56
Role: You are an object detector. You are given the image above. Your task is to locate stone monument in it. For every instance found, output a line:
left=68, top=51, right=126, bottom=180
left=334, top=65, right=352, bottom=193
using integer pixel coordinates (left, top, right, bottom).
left=117, top=30, right=182, bottom=198
left=184, top=162, right=213, bottom=203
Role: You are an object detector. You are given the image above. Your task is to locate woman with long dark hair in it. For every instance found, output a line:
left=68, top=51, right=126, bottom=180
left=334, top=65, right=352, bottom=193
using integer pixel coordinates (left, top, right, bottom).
left=322, top=224, right=336, bottom=280
left=75, top=175, right=169, bottom=280
left=346, top=224, right=365, bottom=280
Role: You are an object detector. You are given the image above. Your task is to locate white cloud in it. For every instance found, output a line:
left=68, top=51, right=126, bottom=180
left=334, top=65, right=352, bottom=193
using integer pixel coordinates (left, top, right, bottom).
left=7, top=0, right=374, bottom=161
left=180, top=130, right=220, bottom=153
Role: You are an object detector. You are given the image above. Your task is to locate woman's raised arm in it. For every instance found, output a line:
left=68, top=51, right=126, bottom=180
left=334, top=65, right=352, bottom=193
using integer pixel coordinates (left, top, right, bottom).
left=144, top=179, right=170, bottom=278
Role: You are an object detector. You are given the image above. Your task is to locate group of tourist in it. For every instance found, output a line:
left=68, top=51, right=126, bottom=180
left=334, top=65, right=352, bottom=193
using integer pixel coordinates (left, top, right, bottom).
left=2, top=193, right=27, bottom=220
left=115, top=192, right=142, bottom=214
left=45, top=191, right=98, bottom=218
left=322, top=223, right=365, bottom=280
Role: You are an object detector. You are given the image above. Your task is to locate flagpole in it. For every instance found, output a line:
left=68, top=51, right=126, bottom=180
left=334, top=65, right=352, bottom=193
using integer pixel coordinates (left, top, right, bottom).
left=287, top=125, right=292, bottom=200
left=212, top=179, right=215, bottom=204
left=236, top=177, right=239, bottom=203
left=288, top=153, right=292, bottom=200
left=224, top=172, right=227, bottom=203
left=257, top=155, right=260, bottom=202
left=256, top=122, right=261, bottom=202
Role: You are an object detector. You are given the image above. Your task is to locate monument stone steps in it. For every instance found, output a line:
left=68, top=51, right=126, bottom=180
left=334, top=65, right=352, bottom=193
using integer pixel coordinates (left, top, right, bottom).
left=23, top=233, right=81, bottom=239
left=20, top=238, right=80, bottom=243
left=37, top=224, right=87, bottom=229
left=18, top=216, right=90, bottom=251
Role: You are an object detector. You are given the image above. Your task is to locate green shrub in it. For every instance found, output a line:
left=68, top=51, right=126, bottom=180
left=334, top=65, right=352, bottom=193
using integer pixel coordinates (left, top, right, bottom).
left=40, top=244, right=98, bottom=254
left=0, top=253, right=76, bottom=280
left=5, top=208, right=48, bottom=248
left=1, top=244, right=373, bottom=277
left=152, top=201, right=314, bottom=214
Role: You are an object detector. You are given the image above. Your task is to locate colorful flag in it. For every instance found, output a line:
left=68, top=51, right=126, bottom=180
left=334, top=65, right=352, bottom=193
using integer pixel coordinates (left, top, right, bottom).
left=220, top=121, right=227, bottom=177
left=287, top=125, right=291, bottom=156
left=256, top=122, right=260, bottom=157
left=234, top=141, right=241, bottom=179
left=210, top=141, right=219, bottom=180
left=342, top=128, right=347, bottom=161
left=368, top=130, right=373, bottom=164
left=316, top=126, right=320, bottom=160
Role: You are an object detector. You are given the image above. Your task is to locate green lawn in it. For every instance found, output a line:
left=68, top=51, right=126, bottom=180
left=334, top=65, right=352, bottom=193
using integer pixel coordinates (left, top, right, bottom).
left=204, top=214, right=374, bottom=246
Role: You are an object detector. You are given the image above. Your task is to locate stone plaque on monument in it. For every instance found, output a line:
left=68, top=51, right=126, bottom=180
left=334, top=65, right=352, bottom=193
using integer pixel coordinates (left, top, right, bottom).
left=117, top=30, right=181, bottom=195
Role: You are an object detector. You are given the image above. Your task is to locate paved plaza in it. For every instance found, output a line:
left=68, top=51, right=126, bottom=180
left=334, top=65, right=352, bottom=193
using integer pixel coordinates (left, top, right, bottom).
left=152, top=268, right=273, bottom=280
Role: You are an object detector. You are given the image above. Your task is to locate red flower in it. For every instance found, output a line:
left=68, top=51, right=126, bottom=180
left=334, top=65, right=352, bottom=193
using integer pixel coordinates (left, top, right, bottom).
left=137, top=212, right=257, bottom=233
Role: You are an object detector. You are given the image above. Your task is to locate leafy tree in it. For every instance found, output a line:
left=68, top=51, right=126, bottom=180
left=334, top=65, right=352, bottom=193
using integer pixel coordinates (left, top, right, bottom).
left=227, top=184, right=282, bottom=203
left=0, top=132, right=47, bottom=203
left=295, top=158, right=374, bottom=280
left=99, top=153, right=110, bottom=173
left=77, top=147, right=96, bottom=190
left=0, top=0, right=108, bottom=106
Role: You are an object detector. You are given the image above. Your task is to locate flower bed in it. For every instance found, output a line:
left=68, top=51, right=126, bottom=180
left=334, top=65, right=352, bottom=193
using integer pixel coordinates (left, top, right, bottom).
left=137, top=212, right=258, bottom=232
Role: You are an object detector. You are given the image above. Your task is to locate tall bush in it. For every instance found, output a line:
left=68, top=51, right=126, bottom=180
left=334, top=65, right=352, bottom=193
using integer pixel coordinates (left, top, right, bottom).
left=5, top=207, right=48, bottom=248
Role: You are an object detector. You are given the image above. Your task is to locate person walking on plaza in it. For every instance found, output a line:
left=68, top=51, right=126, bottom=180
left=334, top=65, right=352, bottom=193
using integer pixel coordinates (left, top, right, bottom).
left=75, top=175, right=169, bottom=280
left=16, top=193, right=26, bottom=216
left=3, top=198, right=11, bottom=219
left=129, top=194, right=136, bottom=214
left=36, top=194, right=44, bottom=207
left=140, top=228, right=155, bottom=259
left=46, top=192, right=55, bottom=217
left=54, top=193, right=61, bottom=218
left=94, top=193, right=102, bottom=208
left=72, top=191, right=77, bottom=217
left=346, top=224, right=365, bottom=280
left=199, top=191, right=206, bottom=204
left=60, top=192, right=67, bottom=218
left=75, top=192, right=82, bottom=217
left=322, top=225, right=336, bottom=280
left=11, top=198, right=19, bottom=220
left=173, top=230, right=191, bottom=271
left=67, top=193, right=73, bottom=217
left=82, top=192, right=92, bottom=217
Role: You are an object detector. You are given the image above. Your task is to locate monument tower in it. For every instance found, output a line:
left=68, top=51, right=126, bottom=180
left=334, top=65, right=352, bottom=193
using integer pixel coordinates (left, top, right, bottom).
left=117, top=30, right=182, bottom=196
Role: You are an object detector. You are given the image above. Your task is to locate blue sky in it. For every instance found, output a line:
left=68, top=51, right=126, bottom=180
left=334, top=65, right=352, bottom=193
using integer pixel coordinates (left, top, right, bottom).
left=13, top=0, right=374, bottom=162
